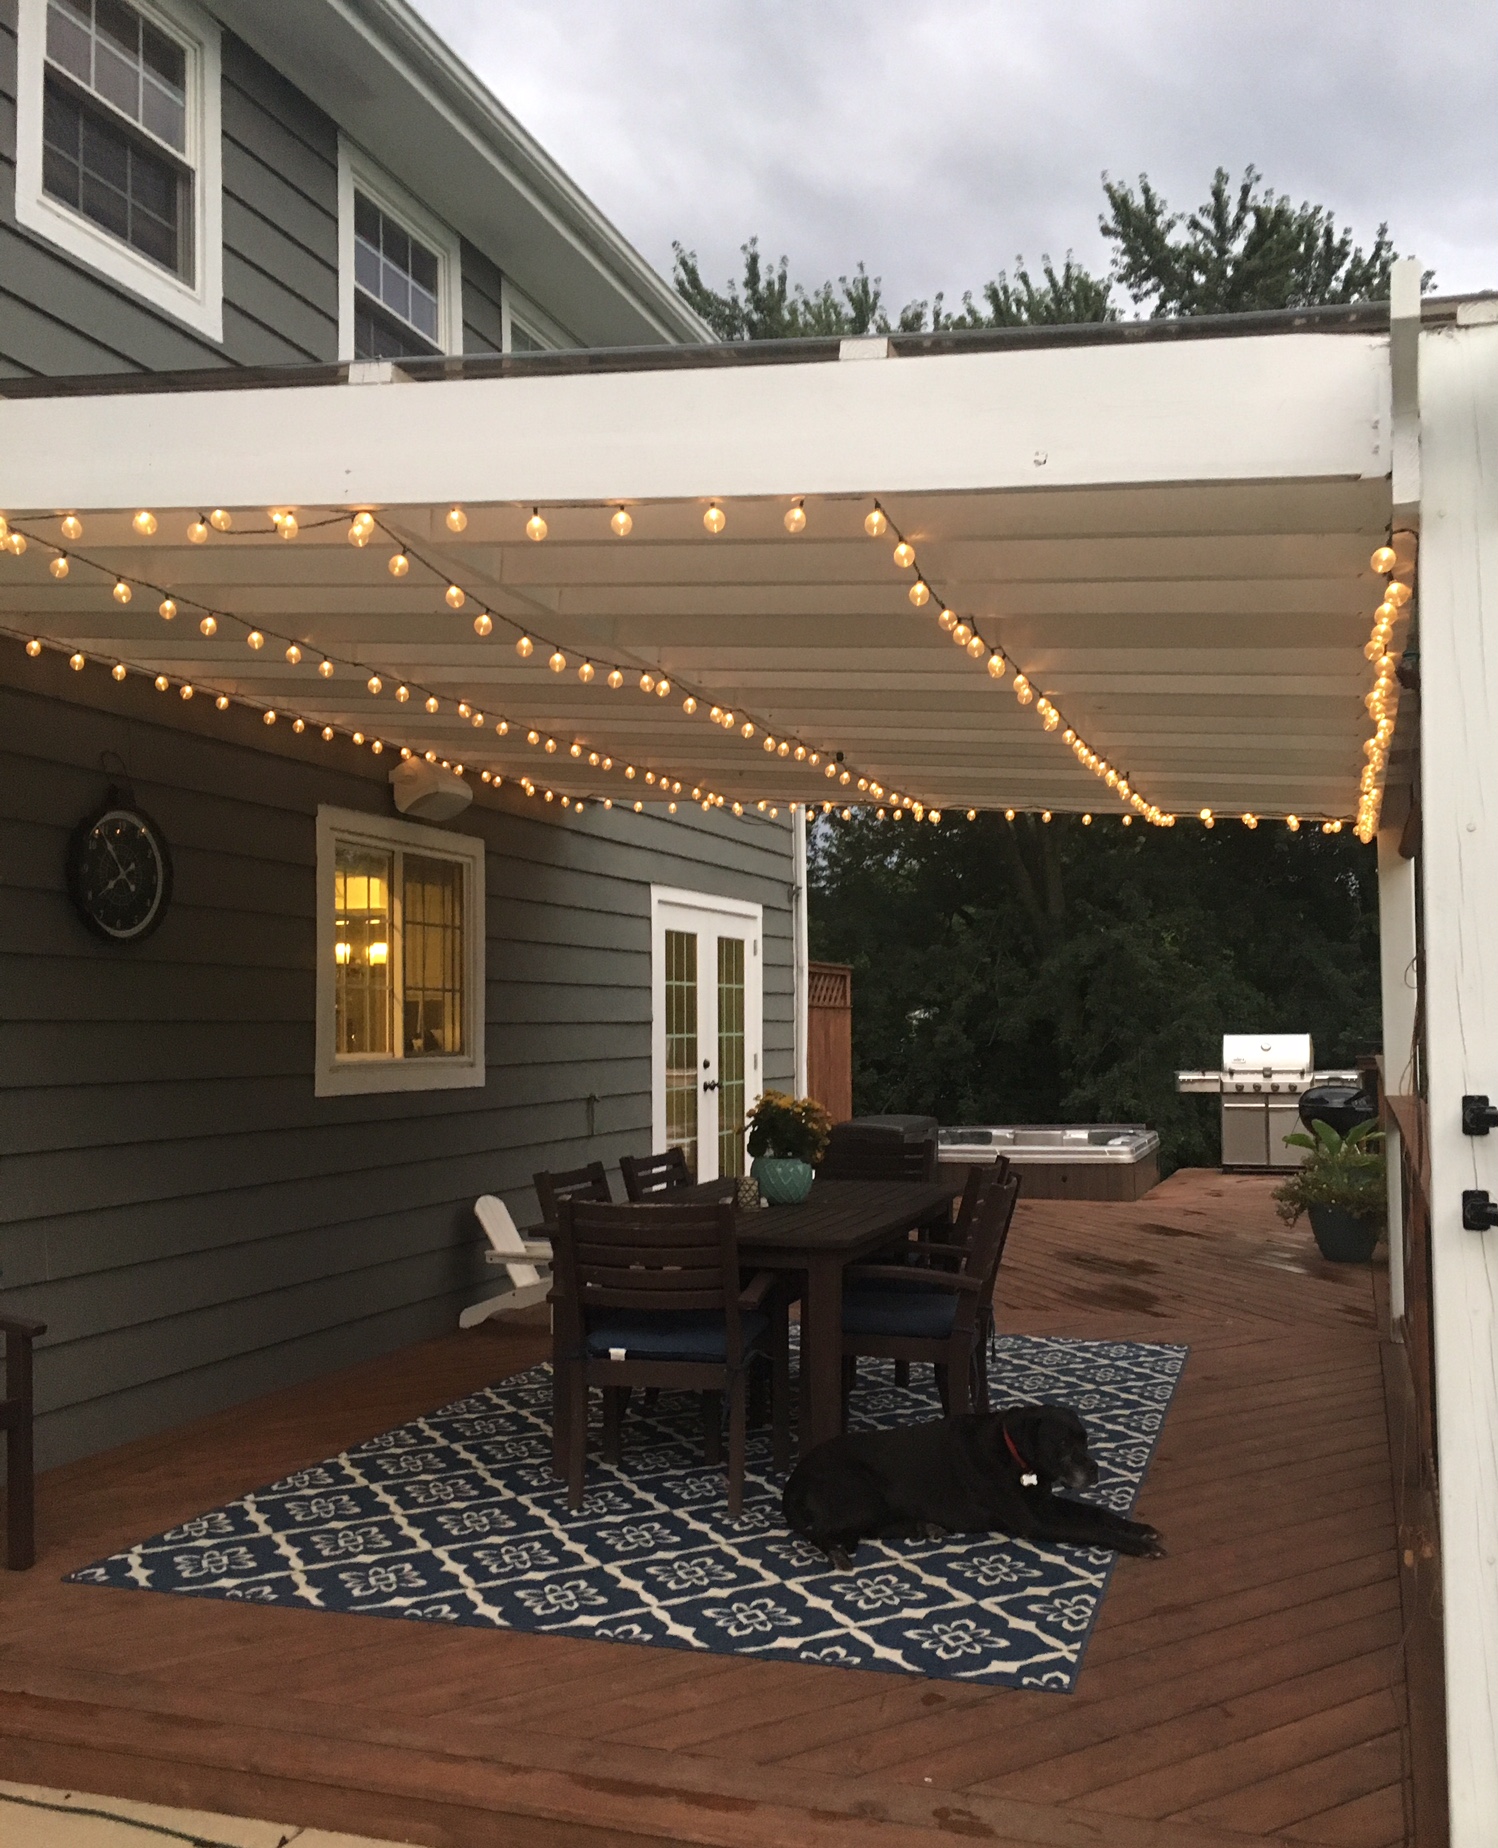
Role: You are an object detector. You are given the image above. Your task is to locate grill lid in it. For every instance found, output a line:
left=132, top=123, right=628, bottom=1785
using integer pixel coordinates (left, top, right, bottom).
left=1221, top=1033, right=1313, bottom=1076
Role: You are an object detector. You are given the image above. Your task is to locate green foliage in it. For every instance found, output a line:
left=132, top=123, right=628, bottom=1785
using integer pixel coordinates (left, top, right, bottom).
left=672, top=239, right=890, bottom=341
left=808, top=813, right=1382, bottom=1174
left=898, top=255, right=1116, bottom=333
left=1273, top=1119, right=1386, bottom=1225
left=1099, top=165, right=1408, bottom=316
left=746, top=1090, right=833, bottom=1164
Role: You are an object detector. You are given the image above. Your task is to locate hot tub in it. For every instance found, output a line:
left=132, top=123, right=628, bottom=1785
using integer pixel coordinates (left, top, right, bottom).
left=937, top=1125, right=1161, bottom=1201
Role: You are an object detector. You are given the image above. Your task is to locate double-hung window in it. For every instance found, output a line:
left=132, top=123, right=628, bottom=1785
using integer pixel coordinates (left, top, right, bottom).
left=338, top=142, right=462, bottom=362
left=315, top=808, right=486, bottom=1096
left=13, top=0, right=223, bottom=337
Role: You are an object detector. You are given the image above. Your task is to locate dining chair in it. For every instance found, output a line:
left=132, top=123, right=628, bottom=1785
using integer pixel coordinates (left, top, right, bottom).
left=534, top=1160, right=612, bottom=1224
left=892, top=1157, right=1010, bottom=1384
left=551, top=1198, right=790, bottom=1514
left=839, top=1170, right=1021, bottom=1421
left=619, top=1147, right=692, bottom=1201
left=2, top=1315, right=46, bottom=1570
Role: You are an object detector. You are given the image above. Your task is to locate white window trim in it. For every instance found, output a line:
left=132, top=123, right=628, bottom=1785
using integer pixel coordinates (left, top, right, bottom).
left=315, top=804, right=485, bottom=1097
left=12, top=0, right=224, bottom=342
left=649, top=886, right=764, bottom=1161
left=501, top=277, right=574, bottom=353
left=338, top=139, right=463, bottom=363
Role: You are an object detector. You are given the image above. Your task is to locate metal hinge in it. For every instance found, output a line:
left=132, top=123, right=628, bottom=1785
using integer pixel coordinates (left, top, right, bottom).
left=1462, top=1094, right=1498, bottom=1135
left=1461, top=1190, right=1498, bottom=1231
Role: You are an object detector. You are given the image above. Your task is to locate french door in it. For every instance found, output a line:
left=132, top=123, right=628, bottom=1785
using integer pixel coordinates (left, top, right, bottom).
left=651, top=889, right=763, bottom=1182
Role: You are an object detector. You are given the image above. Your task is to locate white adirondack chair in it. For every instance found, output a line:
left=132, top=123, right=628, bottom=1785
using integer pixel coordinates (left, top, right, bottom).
left=458, top=1195, right=553, bottom=1328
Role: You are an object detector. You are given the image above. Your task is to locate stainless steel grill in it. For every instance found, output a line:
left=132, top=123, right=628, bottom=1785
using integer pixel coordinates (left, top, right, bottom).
left=1176, top=1035, right=1359, bottom=1171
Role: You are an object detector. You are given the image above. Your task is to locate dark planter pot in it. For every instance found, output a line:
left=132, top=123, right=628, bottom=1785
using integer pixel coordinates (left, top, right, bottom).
left=1308, top=1204, right=1381, bottom=1263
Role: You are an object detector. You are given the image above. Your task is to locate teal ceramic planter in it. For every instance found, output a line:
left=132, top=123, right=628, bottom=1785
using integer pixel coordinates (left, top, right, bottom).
left=751, top=1156, right=814, bottom=1204
left=1308, top=1204, right=1380, bottom=1263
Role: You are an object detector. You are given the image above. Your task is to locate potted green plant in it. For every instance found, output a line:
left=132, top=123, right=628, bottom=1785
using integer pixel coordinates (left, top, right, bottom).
left=1273, top=1118, right=1386, bottom=1262
left=745, top=1091, right=832, bottom=1204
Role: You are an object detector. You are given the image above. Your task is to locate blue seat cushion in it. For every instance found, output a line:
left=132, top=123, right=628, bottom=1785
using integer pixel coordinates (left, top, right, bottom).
left=584, top=1309, right=769, bottom=1362
left=841, top=1283, right=958, bottom=1341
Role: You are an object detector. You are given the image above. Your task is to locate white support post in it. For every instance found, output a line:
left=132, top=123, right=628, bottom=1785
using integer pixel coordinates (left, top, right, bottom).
left=1377, top=813, right=1417, bottom=1332
left=1415, top=314, right=1498, bottom=1847
left=792, top=806, right=809, bottom=1098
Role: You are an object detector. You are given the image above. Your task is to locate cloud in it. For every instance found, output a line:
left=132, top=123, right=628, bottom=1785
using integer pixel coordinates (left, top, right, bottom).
left=414, top=0, right=1498, bottom=310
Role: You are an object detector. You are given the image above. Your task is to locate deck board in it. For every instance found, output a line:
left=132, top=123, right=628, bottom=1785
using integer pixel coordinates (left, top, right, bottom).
left=0, top=1170, right=1413, bottom=1846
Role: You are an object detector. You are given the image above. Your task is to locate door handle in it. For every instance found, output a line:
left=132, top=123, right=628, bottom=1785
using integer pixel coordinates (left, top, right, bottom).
left=702, top=1079, right=720, bottom=1093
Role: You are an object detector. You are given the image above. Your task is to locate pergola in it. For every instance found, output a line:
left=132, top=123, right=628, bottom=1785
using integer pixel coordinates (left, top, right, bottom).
left=5, top=269, right=1498, bottom=1846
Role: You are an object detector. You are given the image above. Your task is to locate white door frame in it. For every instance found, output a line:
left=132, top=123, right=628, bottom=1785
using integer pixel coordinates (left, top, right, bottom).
left=650, top=886, right=764, bottom=1181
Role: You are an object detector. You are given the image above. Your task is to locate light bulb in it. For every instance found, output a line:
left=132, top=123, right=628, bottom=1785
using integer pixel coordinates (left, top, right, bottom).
left=987, top=652, right=1005, bottom=679
left=640, top=672, right=655, bottom=693
left=112, top=579, right=132, bottom=604
left=26, top=638, right=42, bottom=657
left=132, top=510, right=157, bottom=536
left=527, top=730, right=540, bottom=745
left=952, top=622, right=971, bottom=646
left=578, top=661, right=595, bottom=683
left=607, top=668, right=624, bottom=689
left=209, top=509, right=233, bottom=532
left=865, top=508, right=887, bottom=537
left=388, top=552, right=409, bottom=577
left=264, top=710, right=277, bottom=725
left=188, top=518, right=208, bottom=544
left=497, top=720, right=509, bottom=736
left=549, top=650, right=567, bottom=673
left=777, top=740, right=790, bottom=756
left=276, top=512, right=298, bottom=540
left=159, top=598, right=177, bottom=621
left=611, top=507, right=633, bottom=537
left=473, top=613, right=493, bottom=636
left=1287, top=815, right=1300, bottom=831
left=657, top=678, right=670, bottom=697
left=367, top=675, right=383, bottom=695
left=425, top=696, right=439, bottom=713
left=152, top=673, right=168, bottom=691
left=321, top=724, right=333, bottom=739
left=703, top=502, right=726, bottom=534
left=1242, top=814, right=1258, bottom=828
left=526, top=509, right=548, bottom=542
left=395, top=685, right=410, bottom=703
left=181, top=684, right=194, bottom=700
left=1386, top=579, right=1412, bottom=608
left=446, top=505, right=467, bottom=533
left=61, top=514, right=82, bottom=541
left=445, top=584, right=465, bottom=610
left=784, top=501, right=806, bottom=534
left=893, top=541, right=914, bottom=569
left=908, top=579, right=930, bottom=607
left=111, top=662, right=127, bottom=682
left=216, top=695, right=230, bottom=711
left=516, top=635, right=534, bottom=658
left=50, top=554, right=69, bottom=579
left=1370, top=545, right=1397, bottom=574
left=682, top=694, right=697, bottom=714
left=371, top=739, right=383, bottom=754
left=281, top=642, right=301, bottom=665
left=5, top=532, right=25, bottom=555
left=318, top=658, right=333, bottom=678
left=939, top=609, right=957, bottom=631
left=70, top=652, right=85, bottom=671
left=966, top=636, right=985, bottom=658
left=293, top=717, right=305, bottom=733
left=347, top=512, right=374, bottom=546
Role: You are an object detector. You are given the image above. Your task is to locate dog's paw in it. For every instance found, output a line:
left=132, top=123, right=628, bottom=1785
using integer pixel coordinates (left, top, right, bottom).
left=827, top=1546, right=855, bottom=1572
left=920, top=1522, right=951, bottom=1543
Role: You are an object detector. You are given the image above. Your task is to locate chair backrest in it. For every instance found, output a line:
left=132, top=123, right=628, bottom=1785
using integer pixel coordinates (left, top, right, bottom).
left=819, top=1123, right=908, bottom=1182
left=951, top=1171, right=1022, bottom=1335
left=534, top=1160, right=612, bottom=1225
left=950, top=1155, right=1012, bottom=1238
left=474, top=1195, right=545, bottom=1290
left=619, top=1147, right=692, bottom=1202
left=555, top=1198, right=749, bottom=1363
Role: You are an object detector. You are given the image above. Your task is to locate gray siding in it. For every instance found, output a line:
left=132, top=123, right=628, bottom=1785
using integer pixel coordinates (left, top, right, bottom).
left=0, top=657, right=795, bottom=1467
left=1, top=7, right=339, bottom=373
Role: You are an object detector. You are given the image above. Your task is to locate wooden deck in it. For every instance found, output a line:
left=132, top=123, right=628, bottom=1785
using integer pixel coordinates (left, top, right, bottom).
left=0, top=1171, right=1413, bottom=1848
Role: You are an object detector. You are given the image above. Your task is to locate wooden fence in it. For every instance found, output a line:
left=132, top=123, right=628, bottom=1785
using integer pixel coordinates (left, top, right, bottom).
left=808, top=961, right=853, bottom=1123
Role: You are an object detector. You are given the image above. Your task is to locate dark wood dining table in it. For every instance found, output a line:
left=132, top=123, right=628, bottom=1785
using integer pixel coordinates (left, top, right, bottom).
left=539, top=1175, right=963, bottom=1467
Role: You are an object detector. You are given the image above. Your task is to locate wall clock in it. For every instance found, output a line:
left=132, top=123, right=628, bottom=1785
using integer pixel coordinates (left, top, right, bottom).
left=66, top=793, right=174, bottom=943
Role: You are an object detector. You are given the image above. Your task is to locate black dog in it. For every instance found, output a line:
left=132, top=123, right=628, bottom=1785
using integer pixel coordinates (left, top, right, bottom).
left=782, top=1402, right=1165, bottom=1569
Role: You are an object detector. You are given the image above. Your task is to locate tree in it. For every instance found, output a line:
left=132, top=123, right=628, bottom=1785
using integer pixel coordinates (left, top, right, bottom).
left=1099, top=165, right=1403, bottom=317
left=672, top=239, right=889, bottom=340
left=898, top=255, right=1116, bottom=333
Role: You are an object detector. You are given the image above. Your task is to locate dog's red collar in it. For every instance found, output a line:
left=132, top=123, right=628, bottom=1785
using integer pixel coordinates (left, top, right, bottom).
left=1003, top=1424, right=1040, bottom=1487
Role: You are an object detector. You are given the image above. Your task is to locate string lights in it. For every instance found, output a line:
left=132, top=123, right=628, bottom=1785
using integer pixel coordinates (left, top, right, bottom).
left=1355, top=536, right=1413, bottom=844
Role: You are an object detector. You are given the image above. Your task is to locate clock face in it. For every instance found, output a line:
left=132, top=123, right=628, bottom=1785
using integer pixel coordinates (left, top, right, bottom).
left=68, top=806, right=173, bottom=942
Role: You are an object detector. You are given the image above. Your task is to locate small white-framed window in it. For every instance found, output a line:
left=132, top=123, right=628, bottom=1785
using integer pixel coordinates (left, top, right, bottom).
left=501, top=278, right=574, bottom=354
left=338, top=141, right=462, bottom=362
left=315, top=806, right=485, bottom=1097
left=12, top=0, right=223, bottom=340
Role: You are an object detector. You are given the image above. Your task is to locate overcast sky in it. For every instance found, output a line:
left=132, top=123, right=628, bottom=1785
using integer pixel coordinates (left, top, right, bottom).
left=413, top=0, right=1497, bottom=316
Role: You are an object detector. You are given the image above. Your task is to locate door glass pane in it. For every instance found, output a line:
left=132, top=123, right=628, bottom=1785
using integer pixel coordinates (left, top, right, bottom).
left=334, top=845, right=393, bottom=1054
left=665, top=928, right=698, bottom=1177
left=717, top=936, right=746, bottom=1178
left=402, top=854, right=464, bottom=1056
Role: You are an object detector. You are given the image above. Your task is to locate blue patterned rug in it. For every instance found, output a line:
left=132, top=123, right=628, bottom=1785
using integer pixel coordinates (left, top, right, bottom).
left=69, top=1336, right=1185, bottom=1691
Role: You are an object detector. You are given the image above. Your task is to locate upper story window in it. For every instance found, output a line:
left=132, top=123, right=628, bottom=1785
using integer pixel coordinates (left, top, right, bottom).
left=315, top=807, right=485, bottom=1096
left=12, top=0, right=223, bottom=338
left=338, top=141, right=463, bottom=363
